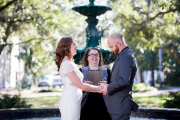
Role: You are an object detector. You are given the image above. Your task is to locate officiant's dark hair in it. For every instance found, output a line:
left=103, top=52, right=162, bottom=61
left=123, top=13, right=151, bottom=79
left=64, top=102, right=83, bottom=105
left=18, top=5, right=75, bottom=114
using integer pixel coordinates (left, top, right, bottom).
left=54, top=36, right=73, bottom=71
left=82, top=47, right=103, bottom=67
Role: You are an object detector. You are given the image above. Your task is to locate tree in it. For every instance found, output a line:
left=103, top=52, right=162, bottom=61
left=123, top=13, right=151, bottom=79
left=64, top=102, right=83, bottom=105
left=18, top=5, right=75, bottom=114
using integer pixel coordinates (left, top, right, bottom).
left=153, top=0, right=180, bottom=12
left=108, top=0, right=180, bottom=85
left=0, top=0, right=87, bottom=85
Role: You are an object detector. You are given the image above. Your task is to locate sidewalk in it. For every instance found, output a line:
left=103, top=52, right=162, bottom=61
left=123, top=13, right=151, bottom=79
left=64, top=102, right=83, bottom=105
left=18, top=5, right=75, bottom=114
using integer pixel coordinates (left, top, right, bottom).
left=0, top=87, right=62, bottom=98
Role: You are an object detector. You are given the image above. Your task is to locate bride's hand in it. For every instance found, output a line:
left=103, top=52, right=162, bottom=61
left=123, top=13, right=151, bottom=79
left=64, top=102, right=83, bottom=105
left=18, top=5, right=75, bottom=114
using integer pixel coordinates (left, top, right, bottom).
left=97, top=86, right=103, bottom=93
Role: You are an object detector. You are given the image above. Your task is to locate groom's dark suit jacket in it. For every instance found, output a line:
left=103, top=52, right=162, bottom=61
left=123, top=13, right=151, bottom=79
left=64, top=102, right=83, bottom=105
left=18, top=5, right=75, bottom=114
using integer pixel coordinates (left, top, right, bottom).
left=107, top=47, right=139, bottom=115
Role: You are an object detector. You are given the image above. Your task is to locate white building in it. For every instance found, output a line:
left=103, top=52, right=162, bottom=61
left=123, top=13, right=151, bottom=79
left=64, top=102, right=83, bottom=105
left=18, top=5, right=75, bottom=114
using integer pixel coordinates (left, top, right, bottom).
left=0, top=37, right=24, bottom=89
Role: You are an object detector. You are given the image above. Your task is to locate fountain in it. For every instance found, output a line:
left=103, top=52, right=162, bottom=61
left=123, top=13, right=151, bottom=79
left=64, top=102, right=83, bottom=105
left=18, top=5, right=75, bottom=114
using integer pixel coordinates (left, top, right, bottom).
left=1, top=1, right=180, bottom=120
left=72, top=0, right=116, bottom=65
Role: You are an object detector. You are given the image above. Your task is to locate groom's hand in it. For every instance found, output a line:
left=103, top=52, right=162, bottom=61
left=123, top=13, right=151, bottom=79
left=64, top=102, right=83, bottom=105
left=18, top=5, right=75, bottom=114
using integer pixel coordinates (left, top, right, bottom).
left=99, top=79, right=106, bottom=84
left=99, top=83, right=108, bottom=95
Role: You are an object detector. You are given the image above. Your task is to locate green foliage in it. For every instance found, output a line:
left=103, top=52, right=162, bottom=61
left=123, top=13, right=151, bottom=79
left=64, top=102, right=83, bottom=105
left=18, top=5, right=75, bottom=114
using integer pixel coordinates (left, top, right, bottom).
left=156, top=74, right=161, bottom=84
left=163, top=55, right=180, bottom=85
left=133, top=83, right=158, bottom=92
left=153, top=0, right=180, bottom=11
left=165, top=72, right=180, bottom=86
left=162, top=91, right=180, bottom=108
left=0, top=0, right=87, bottom=77
left=21, top=73, right=34, bottom=89
left=0, top=93, right=32, bottom=109
left=109, top=0, right=180, bottom=73
left=135, top=49, right=159, bottom=71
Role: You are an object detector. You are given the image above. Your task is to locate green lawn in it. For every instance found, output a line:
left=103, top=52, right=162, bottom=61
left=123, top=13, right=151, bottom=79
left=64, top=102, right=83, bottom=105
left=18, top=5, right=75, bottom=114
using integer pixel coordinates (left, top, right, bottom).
left=23, top=95, right=61, bottom=108
left=132, top=93, right=166, bottom=108
left=23, top=92, right=166, bottom=108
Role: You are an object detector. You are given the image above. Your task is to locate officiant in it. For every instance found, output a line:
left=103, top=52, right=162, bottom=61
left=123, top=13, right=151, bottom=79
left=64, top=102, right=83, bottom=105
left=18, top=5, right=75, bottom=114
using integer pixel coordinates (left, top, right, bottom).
left=79, top=47, right=111, bottom=120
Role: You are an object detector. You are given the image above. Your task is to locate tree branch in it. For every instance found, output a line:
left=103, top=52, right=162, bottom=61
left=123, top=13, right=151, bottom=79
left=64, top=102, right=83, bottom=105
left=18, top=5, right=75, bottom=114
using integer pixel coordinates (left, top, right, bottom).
left=150, top=8, right=178, bottom=21
left=0, top=0, right=18, bottom=13
left=0, top=37, right=55, bottom=47
left=120, top=14, right=141, bottom=26
left=119, top=8, right=178, bottom=30
left=8, top=18, right=33, bottom=24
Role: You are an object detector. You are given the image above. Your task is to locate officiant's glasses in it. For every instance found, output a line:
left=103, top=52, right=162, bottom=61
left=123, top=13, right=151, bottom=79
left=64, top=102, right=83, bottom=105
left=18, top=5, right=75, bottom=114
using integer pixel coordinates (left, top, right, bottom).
left=88, top=54, right=99, bottom=57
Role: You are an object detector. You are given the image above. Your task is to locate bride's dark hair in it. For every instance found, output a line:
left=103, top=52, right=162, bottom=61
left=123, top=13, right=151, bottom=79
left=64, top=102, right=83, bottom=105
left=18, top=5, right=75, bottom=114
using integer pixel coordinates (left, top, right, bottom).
left=54, top=37, right=73, bottom=71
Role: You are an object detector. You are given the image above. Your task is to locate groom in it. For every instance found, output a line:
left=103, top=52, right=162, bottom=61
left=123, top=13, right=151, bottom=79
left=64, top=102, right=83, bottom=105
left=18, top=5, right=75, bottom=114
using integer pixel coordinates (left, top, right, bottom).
left=100, top=33, right=139, bottom=120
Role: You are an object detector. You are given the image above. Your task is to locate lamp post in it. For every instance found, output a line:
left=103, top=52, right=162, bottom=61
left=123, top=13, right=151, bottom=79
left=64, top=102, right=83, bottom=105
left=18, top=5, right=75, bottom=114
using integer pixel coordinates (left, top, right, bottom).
left=158, top=47, right=163, bottom=87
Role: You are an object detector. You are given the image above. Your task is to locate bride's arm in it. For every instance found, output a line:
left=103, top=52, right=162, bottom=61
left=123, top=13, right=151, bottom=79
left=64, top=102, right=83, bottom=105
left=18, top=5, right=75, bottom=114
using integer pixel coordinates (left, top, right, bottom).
left=67, top=71, right=101, bottom=93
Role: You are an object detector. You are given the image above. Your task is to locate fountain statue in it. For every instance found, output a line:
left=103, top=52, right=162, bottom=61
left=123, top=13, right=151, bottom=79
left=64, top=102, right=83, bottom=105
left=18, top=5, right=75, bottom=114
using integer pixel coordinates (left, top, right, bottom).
left=72, top=0, right=116, bottom=65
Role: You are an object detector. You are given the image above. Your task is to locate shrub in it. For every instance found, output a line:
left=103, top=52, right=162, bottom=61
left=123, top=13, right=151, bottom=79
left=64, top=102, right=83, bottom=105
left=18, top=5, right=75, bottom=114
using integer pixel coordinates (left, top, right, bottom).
left=162, top=91, right=180, bottom=109
left=164, top=72, right=180, bottom=86
left=156, top=74, right=161, bottom=84
left=21, top=73, right=34, bottom=89
left=0, top=92, right=32, bottom=109
left=133, top=83, right=158, bottom=92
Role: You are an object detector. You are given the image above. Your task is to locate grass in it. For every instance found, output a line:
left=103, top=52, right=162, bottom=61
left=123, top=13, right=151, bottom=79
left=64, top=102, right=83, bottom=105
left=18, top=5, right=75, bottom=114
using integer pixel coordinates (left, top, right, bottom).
left=132, top=93, right=166, bottom=108
left=23, top=95, right=61, bottom=108
left=22, top=92, right=166, bottom=108
left=22, top=87, right=63, bottom=108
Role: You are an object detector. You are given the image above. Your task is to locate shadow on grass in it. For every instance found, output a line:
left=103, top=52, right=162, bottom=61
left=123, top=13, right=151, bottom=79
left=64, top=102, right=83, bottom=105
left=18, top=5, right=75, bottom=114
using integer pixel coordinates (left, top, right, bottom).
left=38, top=89, right=53, bottom=92
left=37, top=87, right=63, bottom=93
left=157, top=87, right=170, bottom=90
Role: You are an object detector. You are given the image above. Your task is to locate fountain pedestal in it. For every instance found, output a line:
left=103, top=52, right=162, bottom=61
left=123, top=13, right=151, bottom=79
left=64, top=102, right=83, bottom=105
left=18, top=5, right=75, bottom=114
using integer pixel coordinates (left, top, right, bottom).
left=72, top=0, right=116, bottom=64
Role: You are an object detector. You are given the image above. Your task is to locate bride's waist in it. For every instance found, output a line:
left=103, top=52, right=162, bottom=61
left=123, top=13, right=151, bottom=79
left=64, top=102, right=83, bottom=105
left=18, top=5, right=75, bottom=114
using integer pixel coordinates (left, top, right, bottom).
left=61, top=89, right=82, bottom=98
left=63, top=83, right=76, bottom=89
left=63, top=83, right=81, bottom=90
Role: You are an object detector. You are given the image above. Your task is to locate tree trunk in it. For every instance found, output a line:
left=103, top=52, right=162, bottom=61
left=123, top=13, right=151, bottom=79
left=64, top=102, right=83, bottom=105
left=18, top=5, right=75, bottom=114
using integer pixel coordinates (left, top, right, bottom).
left=151, top=67, right=155, bottom=86
left=140, top=70, right=144, bottom=83
left=1, top=26, right=10, bottom=55
left=33, top=73, right=37, bottom=86
left=171, top=52, right=180, bottom=65
left=0, top=45, right=5, bottom=55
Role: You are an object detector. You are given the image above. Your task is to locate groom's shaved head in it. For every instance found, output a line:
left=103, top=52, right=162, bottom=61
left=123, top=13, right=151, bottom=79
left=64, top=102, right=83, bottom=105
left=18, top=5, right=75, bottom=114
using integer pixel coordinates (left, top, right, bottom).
left=108, top=33, right=126, bottom=45
left=107, top=33, right=127, bottom=55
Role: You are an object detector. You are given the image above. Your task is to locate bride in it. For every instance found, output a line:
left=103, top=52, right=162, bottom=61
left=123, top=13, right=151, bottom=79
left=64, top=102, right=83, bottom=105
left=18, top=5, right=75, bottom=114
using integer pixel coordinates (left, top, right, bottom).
left=54, top=37, right=102, bottom=120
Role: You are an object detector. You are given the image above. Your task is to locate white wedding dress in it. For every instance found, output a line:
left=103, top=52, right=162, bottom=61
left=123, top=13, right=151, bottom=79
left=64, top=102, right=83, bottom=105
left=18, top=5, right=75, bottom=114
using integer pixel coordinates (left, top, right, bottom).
left=59, top=60, right=83, bottom=120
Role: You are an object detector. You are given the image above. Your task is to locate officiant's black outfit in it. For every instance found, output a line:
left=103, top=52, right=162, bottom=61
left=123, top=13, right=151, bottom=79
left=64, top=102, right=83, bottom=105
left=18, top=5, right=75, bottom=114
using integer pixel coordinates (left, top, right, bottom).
left=80, top=66, right=111, bottom=120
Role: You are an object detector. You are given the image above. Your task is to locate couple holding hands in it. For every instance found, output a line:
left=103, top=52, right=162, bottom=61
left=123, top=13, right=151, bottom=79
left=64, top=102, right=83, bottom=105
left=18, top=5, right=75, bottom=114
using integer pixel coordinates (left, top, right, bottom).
left=54, top=33, right=139, bottom=120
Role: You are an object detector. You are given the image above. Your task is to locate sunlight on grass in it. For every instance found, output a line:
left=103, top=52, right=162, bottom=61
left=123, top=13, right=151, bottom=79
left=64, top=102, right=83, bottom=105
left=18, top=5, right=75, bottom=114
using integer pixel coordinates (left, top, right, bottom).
left=23, top=95, right=61, bottom=108
left=132, top=93, right=166, bottom=108
left=23, top=92, right=166, bottom=108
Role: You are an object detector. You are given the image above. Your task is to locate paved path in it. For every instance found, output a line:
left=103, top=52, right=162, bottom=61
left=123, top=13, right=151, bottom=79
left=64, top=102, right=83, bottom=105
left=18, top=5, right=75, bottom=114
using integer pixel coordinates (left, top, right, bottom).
left=0, top=90, right=62, bottom=98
